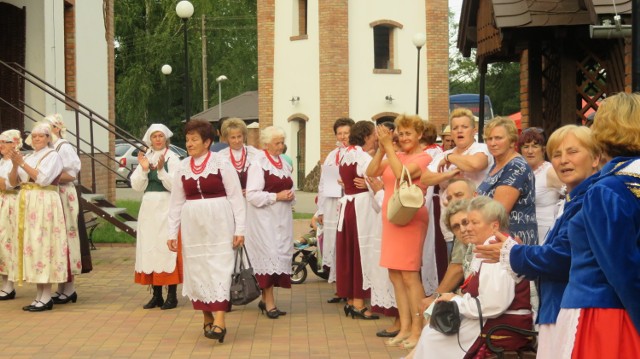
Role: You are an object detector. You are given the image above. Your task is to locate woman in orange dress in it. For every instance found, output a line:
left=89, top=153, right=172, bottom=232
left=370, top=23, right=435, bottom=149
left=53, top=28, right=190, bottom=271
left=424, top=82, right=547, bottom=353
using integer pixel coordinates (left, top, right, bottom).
left=366, top=114, right=432, bottom=349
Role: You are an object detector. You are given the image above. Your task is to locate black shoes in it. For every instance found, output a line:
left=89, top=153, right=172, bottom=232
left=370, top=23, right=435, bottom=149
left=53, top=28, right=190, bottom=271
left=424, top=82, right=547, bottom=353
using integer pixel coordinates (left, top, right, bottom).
left=0, top=290, right=16, bottom=300
left=327, top=297, right=346, bottom=303
left=203, top=323, right=227, bottom=343
left=52, top=292, right=77, bottom=304
left=343, top=304, right=353, bottom=317
left=351, top=306, right=379, bottom=320
left=258, top=301, right=286, bottom=319
left=143, top=286, right=164, bottom=309
left=376, top=329, right=401, bottom=337
left=28, top=299, right=54, bottom=312
left=161, top=285, right=178, bottom=310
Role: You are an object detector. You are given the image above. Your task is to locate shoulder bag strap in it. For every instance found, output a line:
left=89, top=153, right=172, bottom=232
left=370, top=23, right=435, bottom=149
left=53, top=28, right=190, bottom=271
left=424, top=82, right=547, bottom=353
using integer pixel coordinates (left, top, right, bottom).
left=241, top=244, right=254, bottom=268
left=474, top=297, right=483, bottom=331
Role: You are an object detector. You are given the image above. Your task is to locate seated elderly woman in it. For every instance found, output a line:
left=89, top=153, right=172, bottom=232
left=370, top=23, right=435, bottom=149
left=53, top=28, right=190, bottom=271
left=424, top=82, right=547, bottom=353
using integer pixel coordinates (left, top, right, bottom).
left=408, top=196, right=532, bottom=359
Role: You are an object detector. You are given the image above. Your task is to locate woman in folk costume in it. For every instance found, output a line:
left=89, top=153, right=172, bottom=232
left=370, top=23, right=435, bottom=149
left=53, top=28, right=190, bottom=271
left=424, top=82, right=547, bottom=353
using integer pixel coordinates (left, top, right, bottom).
left=0, top=130, right=22, bottom=300
left=44, top=114, right=85, bottom=305
left=8, top=122, right=68, bottom=311
left=317, top=118, right=354, bottom=297
left=408, top=197, right=533, bottom=359
left=219, top=118, right=259, bottom=192
left=167, top=120, right=245, bottom=343
left=245, top=126, right=294, bottom=319
left=554, top=92, right=640, bottom=358
left=132, top=124, right=182, bottom=310
left=335, top=121, right=380, bottom=320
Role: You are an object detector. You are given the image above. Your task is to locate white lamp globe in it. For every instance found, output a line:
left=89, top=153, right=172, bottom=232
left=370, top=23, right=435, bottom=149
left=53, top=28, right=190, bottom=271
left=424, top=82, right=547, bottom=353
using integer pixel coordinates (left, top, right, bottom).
left=161, top=64, right=172, bottom=75
left=412, top=32, right=427, bottom=48
left=176, top=1, right=194, bottom=19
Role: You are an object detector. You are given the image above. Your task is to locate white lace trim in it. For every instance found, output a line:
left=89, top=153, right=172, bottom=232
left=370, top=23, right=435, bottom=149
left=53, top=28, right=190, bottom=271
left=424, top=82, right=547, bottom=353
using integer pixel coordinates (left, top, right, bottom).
left=500, top=238, right=524, bottom=282
left=177, top=152, right=228, bottom=180
left=184, top=281, right=231, bottom=304
left=340, top=146, right=371, bottom=166
left=618, top=158, right=640, bottom=176
left=253, top=152, right=292, bottom=179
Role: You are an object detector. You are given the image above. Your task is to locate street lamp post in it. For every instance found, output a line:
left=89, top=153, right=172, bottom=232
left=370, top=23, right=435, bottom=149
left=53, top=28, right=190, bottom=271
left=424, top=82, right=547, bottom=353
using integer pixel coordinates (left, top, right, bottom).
left=216, top=75, right=228, bottom=120
left=161, top=64, right=172, bottom=117
left=176, top=1, right=194, bottom=122
left=412, top=32, right=426, bottom=115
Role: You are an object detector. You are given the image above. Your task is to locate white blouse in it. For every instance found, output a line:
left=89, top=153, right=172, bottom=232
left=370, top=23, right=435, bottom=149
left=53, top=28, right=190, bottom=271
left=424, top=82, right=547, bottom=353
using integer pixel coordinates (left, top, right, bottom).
left=17, top=147, right=64, bottom=186
left=130, top=148, right=180, bottom=192
left=167, top=151, right=246, bottom=239
left=53, top=138, right=81, bottom=178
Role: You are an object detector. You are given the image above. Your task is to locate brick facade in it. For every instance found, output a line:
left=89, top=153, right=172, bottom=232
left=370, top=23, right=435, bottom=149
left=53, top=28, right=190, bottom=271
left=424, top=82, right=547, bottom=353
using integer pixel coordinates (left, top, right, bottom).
left=425, top=0, right=449, bottom=131
left=257, top=0, right=275, bottom=130
left=519, top=49, right=530, bottom=129
left=63, top=1, right=76, bottom=108
left=318, top=0, right=349, bottom=158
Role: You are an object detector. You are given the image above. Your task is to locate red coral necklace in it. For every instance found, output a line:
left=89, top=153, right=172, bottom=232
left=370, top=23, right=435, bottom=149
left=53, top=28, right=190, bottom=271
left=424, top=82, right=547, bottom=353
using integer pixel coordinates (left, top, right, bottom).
left=190, top=151, right=211, bottom=175
left=230, top=146, right=246, bottom=171
left=264, top=150, right=283, bottom=169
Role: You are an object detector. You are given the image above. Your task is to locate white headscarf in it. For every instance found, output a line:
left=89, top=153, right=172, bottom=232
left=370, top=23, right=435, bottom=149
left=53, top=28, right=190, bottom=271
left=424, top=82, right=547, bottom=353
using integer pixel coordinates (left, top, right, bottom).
left=25, top=122, right=53, bottom=147
left=142, top=124, right=173, bottom=148
left=0, top=129, right=23, bottom=149
left=44, top=113, right=66, bottom=142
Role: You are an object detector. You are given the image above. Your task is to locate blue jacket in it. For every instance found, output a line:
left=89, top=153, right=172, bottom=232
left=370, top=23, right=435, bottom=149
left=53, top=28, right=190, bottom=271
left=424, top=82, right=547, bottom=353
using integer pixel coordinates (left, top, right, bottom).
left=510, top=174, right=596, bottom=325
left=561, top=157, right=640, bottom=333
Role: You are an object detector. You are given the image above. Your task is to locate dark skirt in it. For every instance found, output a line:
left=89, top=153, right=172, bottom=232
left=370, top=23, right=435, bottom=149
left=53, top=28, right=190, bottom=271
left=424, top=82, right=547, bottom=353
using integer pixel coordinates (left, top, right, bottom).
left=192, top=299, right=231, bottom=312
left=335, top=200, right=370, bottom=299
left=256, top=273, right=291, bottom=289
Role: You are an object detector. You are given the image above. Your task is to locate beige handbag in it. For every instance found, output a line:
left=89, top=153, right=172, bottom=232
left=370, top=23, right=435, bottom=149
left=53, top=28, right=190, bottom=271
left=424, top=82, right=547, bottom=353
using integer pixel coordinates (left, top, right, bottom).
left=387, top=166, right=425, bottom=226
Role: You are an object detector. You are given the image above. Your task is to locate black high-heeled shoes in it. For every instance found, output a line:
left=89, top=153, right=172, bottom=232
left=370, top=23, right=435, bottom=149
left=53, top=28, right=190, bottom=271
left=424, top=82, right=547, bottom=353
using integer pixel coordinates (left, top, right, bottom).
left=350, top=306, right=379, bottom=320
left=0, top=289, right=16, bottom=300
left=343, top=304, right=353, bottom=317
left=258, top=301, right=287, bottom=316
left=203, top=323, right=227, bottom=343
left=52, top=292, right=77, bottom=304
left=28, top=299, right=54, bottom=312
left=266, top=308, right=280, bottom=319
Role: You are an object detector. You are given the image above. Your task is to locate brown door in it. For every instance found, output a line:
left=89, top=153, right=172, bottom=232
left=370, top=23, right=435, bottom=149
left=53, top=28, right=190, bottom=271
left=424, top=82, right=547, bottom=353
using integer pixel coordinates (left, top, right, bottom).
left=0, top=3, right=26, bottom=133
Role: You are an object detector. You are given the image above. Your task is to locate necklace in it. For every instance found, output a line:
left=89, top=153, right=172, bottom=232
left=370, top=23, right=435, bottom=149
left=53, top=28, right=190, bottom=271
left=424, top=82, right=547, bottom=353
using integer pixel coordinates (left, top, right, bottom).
left=190, top=151, right=211, bottom=175
left=230, top=146, right=247, bottom=171
left=264, top=150, right=283, bottom=169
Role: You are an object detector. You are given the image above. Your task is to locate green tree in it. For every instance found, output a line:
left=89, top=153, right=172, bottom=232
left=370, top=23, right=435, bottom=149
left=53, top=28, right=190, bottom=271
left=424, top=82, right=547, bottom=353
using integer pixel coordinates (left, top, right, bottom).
left=115, top=0, right=257, bottom=144
left=449, top=9, right=520, bottom=116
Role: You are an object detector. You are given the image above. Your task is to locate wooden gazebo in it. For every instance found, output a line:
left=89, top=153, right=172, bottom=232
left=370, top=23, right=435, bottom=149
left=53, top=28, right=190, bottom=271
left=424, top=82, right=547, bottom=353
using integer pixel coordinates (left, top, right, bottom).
left=458, top=0, right=633, bottom=134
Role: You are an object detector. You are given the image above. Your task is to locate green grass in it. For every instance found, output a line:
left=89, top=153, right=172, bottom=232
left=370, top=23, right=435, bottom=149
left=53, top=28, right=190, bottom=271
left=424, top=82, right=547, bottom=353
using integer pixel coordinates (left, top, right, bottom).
left=293, top=212, right=314, bottom=220
left=91, top=200, right=141, bottom=244
left=91, top=200, right=313, bottom=244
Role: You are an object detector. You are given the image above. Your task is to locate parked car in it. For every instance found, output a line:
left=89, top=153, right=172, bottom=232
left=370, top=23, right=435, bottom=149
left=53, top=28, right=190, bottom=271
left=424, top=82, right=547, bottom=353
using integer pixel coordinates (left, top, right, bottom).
left=115, top=141, right=187, bottom=187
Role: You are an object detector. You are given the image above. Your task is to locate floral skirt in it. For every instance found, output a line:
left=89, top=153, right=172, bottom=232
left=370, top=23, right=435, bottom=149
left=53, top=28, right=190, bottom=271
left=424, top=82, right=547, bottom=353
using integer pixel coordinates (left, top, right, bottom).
left=10, top=186, right=69, bottom=284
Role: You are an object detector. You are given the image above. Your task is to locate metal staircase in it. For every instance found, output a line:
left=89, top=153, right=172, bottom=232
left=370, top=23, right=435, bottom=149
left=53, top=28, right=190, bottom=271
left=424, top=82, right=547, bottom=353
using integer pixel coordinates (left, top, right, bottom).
left=0, top=60, right=143, bottom=240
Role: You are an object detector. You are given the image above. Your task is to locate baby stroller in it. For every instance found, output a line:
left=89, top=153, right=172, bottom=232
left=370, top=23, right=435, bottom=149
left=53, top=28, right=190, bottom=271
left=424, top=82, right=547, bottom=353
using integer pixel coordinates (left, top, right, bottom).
left=291, top=227, right=330, bottom=284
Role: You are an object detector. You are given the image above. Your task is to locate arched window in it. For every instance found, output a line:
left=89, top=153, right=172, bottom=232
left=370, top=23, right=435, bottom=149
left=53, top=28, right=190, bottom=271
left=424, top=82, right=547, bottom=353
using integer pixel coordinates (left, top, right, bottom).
left=370, top=20, right=403, bottom=74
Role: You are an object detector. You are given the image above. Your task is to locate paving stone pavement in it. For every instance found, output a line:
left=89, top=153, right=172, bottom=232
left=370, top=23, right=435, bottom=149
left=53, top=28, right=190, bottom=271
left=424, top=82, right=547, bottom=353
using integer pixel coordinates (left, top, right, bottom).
left=0, top=226, right=409, bottom=358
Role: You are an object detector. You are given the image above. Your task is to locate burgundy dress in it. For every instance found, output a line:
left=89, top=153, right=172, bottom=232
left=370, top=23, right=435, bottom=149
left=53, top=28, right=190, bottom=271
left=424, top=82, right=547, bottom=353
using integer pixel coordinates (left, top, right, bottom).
left=335, top=161, right=370, bottom=299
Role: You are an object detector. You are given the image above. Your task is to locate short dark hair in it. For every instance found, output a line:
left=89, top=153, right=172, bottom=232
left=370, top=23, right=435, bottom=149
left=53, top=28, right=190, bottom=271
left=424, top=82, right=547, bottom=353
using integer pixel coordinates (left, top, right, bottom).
left=518, top=127, right=546, bottom=148
left=421, top=121, right=438, bottom=145
left=185, top=119, right=215, bottom=145
left=333, top=118, right=355, bottom=134
left=349, top=121, right=375, bottom=146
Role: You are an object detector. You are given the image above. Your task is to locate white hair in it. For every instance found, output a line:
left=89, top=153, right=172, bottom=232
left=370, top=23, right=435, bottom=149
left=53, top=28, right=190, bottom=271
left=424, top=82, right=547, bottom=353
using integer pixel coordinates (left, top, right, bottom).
left=260, top=126, right=286, bottom=147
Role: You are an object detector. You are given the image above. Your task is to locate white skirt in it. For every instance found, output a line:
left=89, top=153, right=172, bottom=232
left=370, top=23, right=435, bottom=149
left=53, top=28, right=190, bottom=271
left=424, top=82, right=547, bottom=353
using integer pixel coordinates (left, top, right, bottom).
left=180, top=197, right=234, bottom=303
left=135, top=191, right=177, bottom=274
left=321, top=197, right=340, bottom=282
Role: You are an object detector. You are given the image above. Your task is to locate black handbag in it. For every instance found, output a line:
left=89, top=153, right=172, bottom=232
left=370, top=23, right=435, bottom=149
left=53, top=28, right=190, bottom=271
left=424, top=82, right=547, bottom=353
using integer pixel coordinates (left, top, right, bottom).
left=430, top=300, right=462, bottom=334
left=430, top=296, right=483, bottom=336
left=230, top=245, right=261, bottom=306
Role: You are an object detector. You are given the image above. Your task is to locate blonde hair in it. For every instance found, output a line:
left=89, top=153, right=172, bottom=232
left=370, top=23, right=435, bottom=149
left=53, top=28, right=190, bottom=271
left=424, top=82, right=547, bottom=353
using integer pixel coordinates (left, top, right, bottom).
left=259, top=126, right=286, bottom=147
left=394, top=114, right=425, bottom=136
left=546, top=125, right=600, bottom=160
left=221, top=117, right=247, bottom=140
left=483, top=117, right=518, bottom=144
left=449, top=108, right=475, bottom=128
left=468, top=196, right=509, bottom=231
left=591, top=92, right=640, bottom=157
